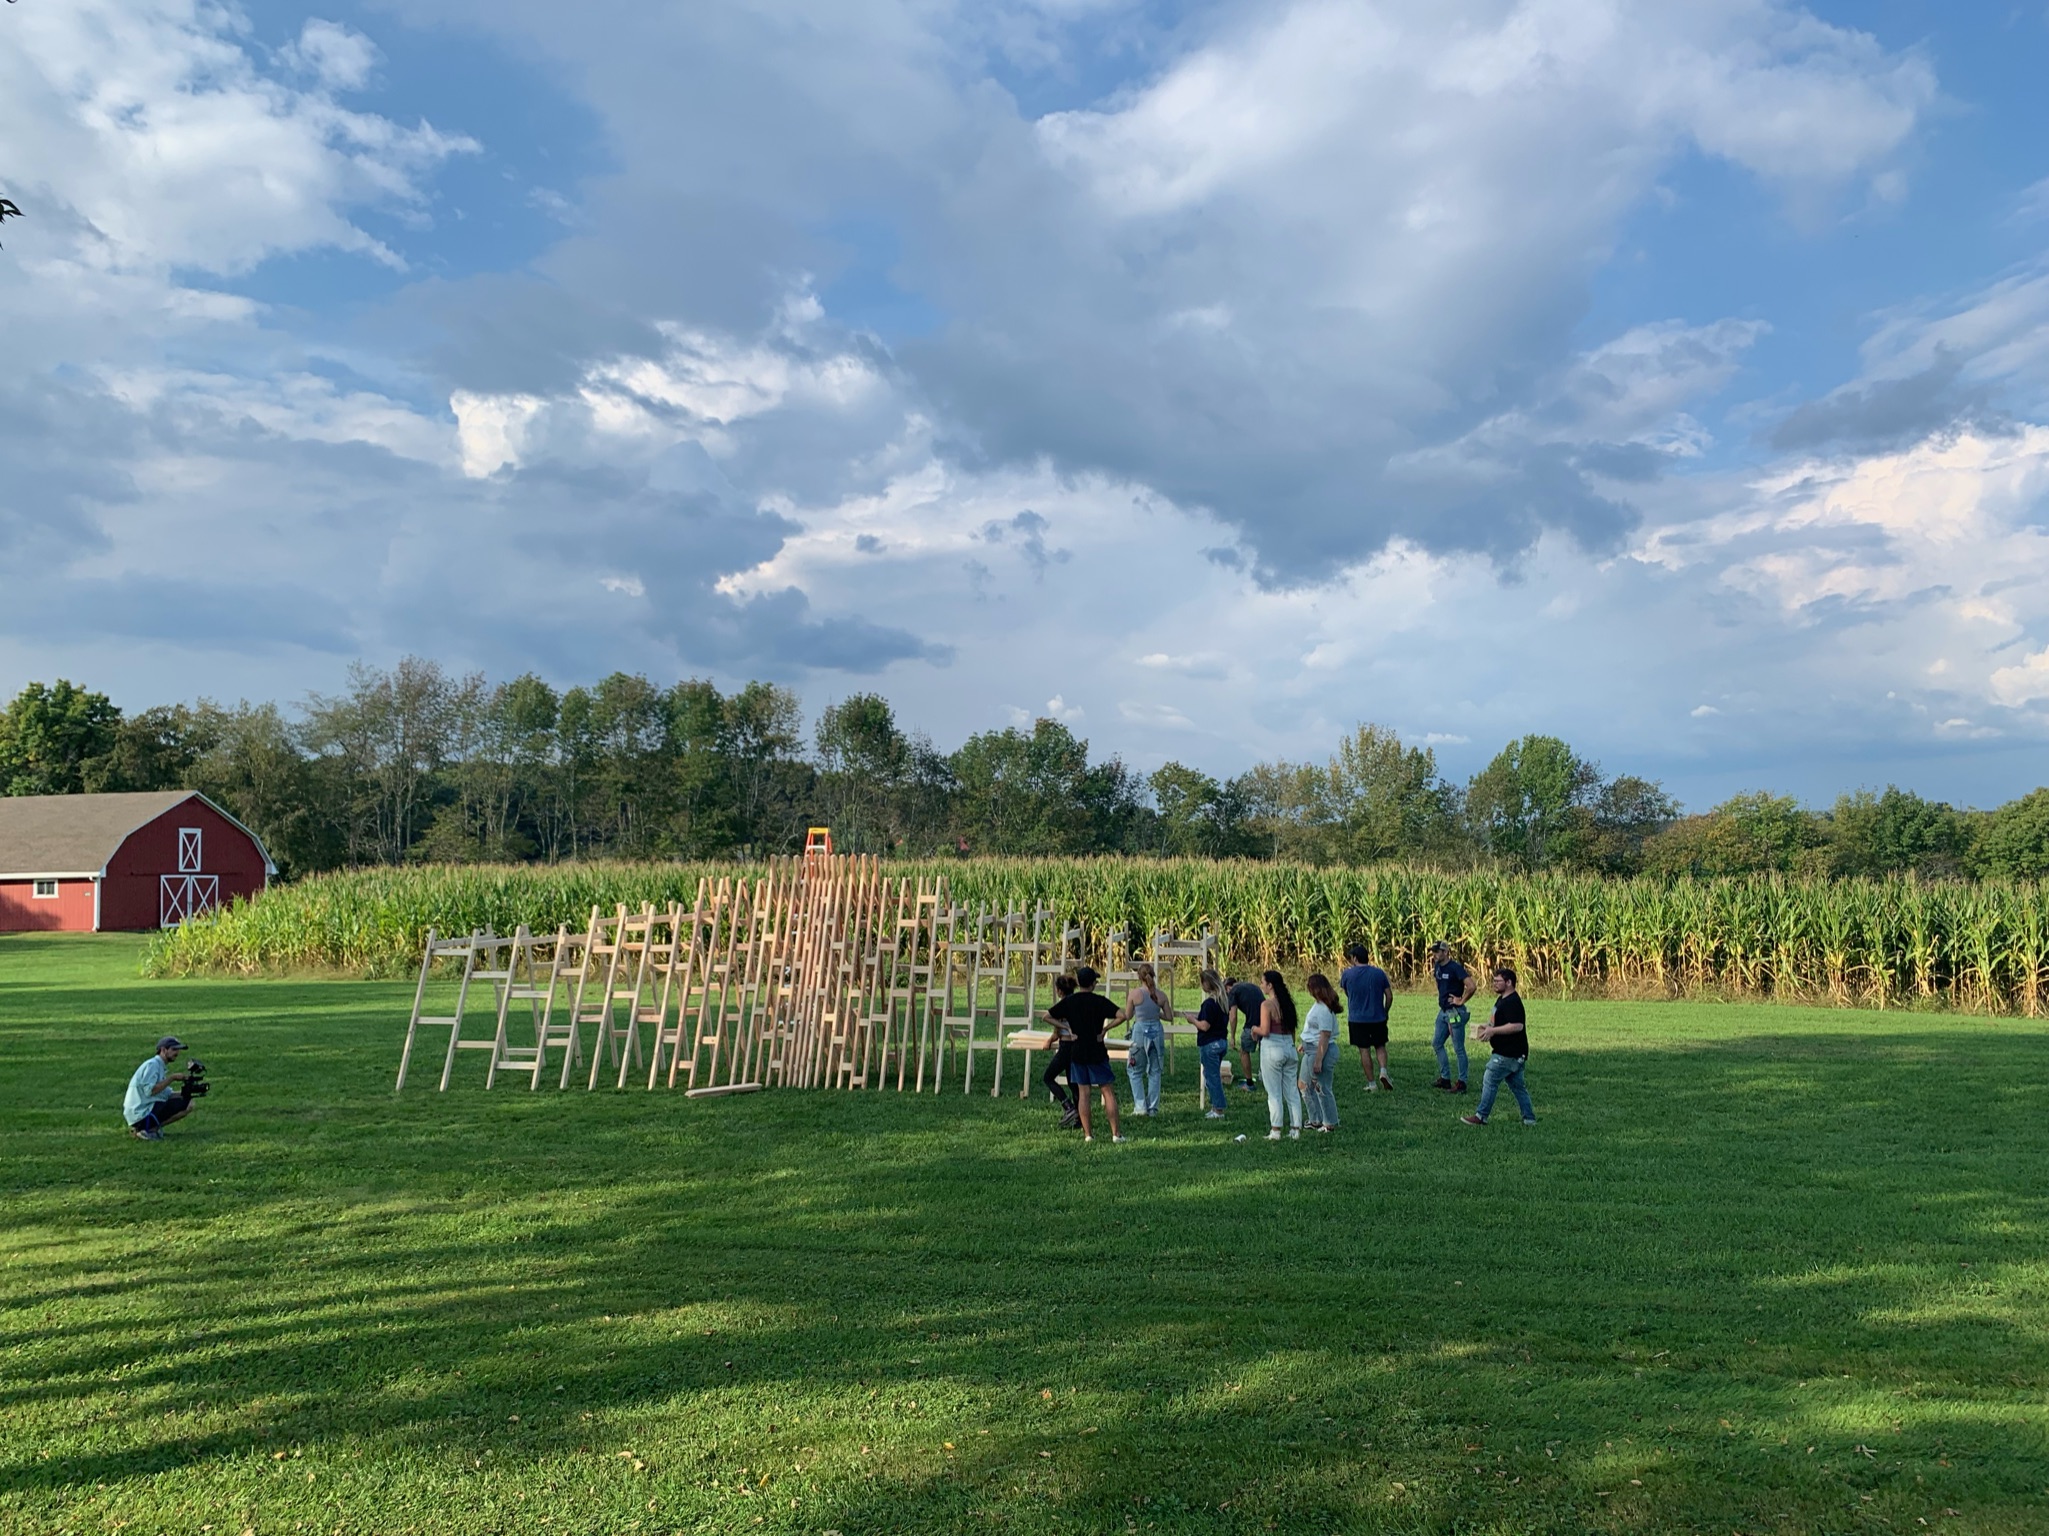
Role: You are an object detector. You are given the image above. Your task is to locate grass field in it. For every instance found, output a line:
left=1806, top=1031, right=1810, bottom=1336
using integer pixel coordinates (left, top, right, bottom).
left=4, top=935, right=2047, bottom=1535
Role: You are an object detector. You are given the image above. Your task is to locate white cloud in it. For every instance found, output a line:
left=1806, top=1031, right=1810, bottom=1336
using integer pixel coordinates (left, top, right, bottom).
left=13, top=0, right=2049, bottom=813
left=0, top=0, right=473, bottom=283
left=1120, top=701, right=1194, bottom=729
left=1990, top=647, right=2049, bottom=708
left=283, top=19, right=380, bottom=92
left=1136, top=652, right=1229, bottom=680
left=452, top=391, right=544, bottom=478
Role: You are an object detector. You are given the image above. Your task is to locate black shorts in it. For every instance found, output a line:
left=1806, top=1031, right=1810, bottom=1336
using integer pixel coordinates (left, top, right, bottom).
left=1348, top=1020, right=1388, bottom=1049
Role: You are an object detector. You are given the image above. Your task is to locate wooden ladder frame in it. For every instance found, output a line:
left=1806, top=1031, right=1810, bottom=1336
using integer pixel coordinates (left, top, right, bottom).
left=396, top=928, right=484, bottom=1091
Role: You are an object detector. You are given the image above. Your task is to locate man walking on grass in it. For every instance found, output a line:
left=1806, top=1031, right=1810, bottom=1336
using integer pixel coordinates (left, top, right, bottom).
left=1429, top=940, right=1476, bottom=1093
left=1461, top=967, right=1535, bottom=1127
left=1339, top=943, right=1394, bottom=1092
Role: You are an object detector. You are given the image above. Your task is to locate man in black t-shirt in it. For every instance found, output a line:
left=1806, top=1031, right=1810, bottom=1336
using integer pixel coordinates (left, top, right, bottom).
left=1047, top=966, right=1126, bottom=1142
left=1429, top=940, right=1476, bottom=1093
left=1460, top=966, right=1535, bottom=1127
left=1227, top=976, right=1265, bottom=1091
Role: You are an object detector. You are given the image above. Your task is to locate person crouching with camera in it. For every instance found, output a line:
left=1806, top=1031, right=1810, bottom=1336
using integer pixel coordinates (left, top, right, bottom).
left=125, top=1036, right=202, bottom=1141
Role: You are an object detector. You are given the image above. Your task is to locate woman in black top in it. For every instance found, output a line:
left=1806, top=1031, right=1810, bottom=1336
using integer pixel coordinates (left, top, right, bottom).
left=1179, top=968, right=1232, bottom=1118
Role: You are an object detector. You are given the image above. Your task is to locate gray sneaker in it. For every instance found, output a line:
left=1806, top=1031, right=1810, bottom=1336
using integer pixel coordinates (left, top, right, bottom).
left=133, top=1126, right=163, bottom=1142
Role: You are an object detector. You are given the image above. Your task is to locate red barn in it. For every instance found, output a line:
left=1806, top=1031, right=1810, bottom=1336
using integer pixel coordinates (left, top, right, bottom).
left=0, top=791, right=275, bottom=933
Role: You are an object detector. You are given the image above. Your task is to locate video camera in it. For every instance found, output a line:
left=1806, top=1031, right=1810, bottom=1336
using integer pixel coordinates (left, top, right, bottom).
left=180, top=1061, right=211, bottom=1098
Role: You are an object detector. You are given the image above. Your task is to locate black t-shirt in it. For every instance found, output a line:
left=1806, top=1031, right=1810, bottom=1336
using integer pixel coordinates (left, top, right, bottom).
left=1488, top=991, right=1528, bottom=1058
left=1048, top=991, right=1119, bottom=1066
left=1196, top=996, right=1228, bottom=1046
left=1434, top=959, right=1470, bottom=1010
left=1228, top=981, right=1264, bottom=1034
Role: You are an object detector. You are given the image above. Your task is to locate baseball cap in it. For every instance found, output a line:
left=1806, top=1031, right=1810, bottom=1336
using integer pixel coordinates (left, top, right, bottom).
left=157, top=1035, right=186, bottom=1051
left=1428, top=940, right=1450, bottom=953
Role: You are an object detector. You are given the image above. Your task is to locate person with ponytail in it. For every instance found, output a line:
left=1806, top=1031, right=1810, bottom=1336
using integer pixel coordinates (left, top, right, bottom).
left=1180, top=968, right=1232, bottom=1119
left=1120, top=961, right=1170, bottom=1116
left=1254, top=970, right=1304, bottom=1139
left=1299, top=973, right=1342, bottom=1132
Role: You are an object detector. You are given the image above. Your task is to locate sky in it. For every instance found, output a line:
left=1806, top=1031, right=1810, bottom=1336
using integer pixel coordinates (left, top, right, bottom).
left=4, top=0, right=2049, bottom=812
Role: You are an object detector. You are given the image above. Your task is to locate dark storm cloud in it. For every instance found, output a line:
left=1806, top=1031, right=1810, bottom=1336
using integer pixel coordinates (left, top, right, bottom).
left=0, top=379, right=141, bottom=561
left=1770, top=350, right=2009, bottom=452
left=390, top=273, right=667, bottom=397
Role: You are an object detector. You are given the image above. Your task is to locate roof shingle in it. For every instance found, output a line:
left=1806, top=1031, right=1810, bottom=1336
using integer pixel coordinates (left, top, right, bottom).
left=0, top=791, right=209, bottom=876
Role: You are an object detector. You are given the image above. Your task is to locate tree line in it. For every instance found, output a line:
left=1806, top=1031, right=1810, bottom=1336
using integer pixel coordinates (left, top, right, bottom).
left=2, top=664, right=2047, bottom=880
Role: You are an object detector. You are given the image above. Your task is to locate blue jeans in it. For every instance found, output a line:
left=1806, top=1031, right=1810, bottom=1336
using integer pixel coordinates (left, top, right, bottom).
left=1474, top=1053, right=1534, bottom=1123
left=1259, top=1036, right=1302, bottom=1129
left=1299, top=1038, right=1338, bottom=1126
left=1125, top=1022, right=1164, bottom=1114
left=1199, top=1038, right=1228, bottom=1111
left=1433, top=1006, right=1470, bottom=1082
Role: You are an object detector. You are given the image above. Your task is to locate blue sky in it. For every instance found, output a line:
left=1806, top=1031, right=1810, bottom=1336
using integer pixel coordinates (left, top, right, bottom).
left=5, top=0, right=2049, bottom=811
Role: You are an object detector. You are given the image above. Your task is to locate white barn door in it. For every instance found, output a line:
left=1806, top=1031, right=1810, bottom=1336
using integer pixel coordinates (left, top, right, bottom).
left=161, top=829, right=217, bottom=926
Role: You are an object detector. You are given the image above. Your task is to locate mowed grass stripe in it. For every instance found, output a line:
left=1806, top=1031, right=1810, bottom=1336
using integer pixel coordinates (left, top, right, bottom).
left=2, top=933, right=2046, bottom=1534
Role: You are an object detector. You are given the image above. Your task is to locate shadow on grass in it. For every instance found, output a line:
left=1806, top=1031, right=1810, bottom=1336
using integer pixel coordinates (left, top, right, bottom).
left=4, top=952, right=2048, bottom=1531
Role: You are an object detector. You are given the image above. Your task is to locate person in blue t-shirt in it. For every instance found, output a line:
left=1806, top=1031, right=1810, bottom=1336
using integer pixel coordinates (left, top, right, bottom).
left=124, top=1036, right=197, bottom=1141
left=1428, top=940, right=1476, bottom=1094
left=1338, top=943, right=1394, bottom=1092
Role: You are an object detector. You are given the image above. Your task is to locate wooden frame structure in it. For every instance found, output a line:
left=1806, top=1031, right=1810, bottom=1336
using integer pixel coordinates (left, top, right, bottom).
left=397, top=857, right=1222, bottom=1103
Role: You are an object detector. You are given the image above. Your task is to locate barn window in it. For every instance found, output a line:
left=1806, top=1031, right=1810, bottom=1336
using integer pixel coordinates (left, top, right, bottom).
left=178, top=828, right=202, bottom=873
left=32, top=879, right=58, bottom=899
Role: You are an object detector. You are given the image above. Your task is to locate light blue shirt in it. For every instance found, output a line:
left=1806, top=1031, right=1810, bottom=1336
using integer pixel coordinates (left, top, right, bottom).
left=124, top=1056, right=170, bottom=1125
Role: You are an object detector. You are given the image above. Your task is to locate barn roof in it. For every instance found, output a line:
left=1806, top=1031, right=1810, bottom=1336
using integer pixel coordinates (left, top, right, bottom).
left=0, top=791, right=277, bottom=878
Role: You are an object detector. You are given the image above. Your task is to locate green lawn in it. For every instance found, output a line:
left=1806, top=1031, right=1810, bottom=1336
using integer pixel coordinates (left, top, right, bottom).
left=3, top=935, right=2045, bottom=1535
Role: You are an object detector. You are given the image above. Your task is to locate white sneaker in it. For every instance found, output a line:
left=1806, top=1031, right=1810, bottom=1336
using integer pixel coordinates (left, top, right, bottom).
left=1204, top=1109, right=1225, bottom=1119
left=1364, top=1080, right=1380, bottom=1092
left=1266, top=1129, right=1283, bottom=1141
left=1112, top=1134, right=1129, bottom=1143
left=1288, top=1128, right=1301, bottom=1139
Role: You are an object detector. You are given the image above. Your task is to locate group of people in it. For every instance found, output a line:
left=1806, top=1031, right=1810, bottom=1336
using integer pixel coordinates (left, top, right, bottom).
left=1036, top=940, right=1536, bottom=1141
left=119, top=944, right=1537, bottom=1147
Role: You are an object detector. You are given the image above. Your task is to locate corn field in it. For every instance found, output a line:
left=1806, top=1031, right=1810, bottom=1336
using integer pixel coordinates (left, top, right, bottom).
left=141, top=859, right=2049, bottom=1013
